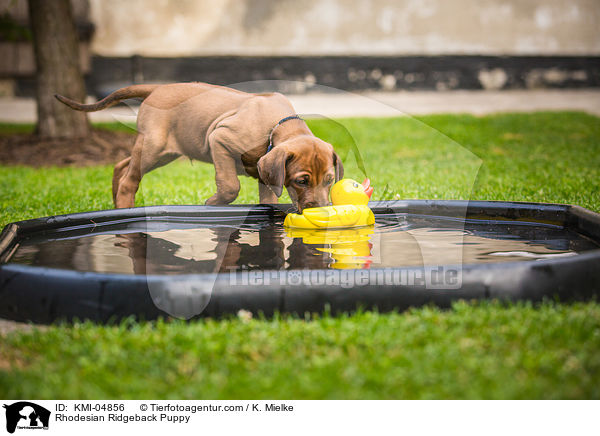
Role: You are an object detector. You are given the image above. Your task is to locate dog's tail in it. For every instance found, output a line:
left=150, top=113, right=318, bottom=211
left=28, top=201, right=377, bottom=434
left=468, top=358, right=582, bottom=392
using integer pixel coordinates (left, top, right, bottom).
left=55, top=84, right=160, bottom=112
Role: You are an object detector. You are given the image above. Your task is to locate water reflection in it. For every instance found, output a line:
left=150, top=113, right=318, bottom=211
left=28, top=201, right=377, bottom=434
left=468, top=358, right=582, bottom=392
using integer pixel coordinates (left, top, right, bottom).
left=110, top=226, right=288, bottom=274
left=8, top=215, right=599, bottom=275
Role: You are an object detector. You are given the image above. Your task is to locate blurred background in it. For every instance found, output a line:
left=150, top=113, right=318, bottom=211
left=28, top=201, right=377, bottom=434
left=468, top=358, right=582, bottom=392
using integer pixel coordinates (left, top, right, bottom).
left=1, top=0, right=598, bottom=98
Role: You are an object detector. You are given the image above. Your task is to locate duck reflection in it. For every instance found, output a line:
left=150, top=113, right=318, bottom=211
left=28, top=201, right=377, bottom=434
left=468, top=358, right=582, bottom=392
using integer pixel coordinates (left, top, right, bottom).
left=286, top=226, right=374, bottom=269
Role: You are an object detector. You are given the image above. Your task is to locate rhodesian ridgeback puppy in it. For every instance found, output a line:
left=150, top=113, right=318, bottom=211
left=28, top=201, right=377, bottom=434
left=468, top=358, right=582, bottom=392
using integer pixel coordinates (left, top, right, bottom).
left=56, top=82, right=343, bottom=212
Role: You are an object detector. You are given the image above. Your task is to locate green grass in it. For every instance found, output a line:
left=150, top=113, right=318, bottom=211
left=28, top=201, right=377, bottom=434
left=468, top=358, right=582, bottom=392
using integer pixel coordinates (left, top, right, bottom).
left=1, top=112, right=600, bottom=399
left=2, top=302, right=599, bottom=399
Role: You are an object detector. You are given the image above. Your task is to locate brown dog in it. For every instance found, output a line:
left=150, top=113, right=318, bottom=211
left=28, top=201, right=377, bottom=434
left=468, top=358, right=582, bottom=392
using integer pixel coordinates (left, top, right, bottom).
left=55, top=82, right=343, bottom=212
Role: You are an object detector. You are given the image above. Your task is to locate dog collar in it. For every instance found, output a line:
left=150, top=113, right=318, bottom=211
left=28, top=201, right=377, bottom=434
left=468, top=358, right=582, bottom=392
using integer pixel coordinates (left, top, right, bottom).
left=267, top=115, right=304, bottom=153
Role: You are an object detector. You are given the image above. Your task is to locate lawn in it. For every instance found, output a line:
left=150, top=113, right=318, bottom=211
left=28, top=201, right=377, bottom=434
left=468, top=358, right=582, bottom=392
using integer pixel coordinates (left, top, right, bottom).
left=1, top=112, right=599, bottom=399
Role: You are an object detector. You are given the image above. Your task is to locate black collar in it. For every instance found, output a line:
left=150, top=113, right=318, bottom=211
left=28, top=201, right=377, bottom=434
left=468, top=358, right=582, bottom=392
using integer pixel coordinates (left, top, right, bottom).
left=266, top=115, right=304, bottom=153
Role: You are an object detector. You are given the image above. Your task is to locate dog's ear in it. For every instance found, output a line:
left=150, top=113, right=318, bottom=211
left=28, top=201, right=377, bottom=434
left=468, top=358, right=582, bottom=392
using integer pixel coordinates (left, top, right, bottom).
left=333, top=152, right=344, bottom=182
left=257, top=147, right=289, bottom=197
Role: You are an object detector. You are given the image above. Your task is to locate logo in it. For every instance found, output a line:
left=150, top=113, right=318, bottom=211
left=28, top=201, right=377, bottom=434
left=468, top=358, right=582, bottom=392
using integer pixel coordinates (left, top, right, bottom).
left=3, top=402, right=50, bottom=434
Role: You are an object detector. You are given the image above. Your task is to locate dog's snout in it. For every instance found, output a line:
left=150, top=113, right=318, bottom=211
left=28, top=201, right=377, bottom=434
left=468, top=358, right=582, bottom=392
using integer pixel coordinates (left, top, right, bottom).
left=298, top=196, right=329, bottom=213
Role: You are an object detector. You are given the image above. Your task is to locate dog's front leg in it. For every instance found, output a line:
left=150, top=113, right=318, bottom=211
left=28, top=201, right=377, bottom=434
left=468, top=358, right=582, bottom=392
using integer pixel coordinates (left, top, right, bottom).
left=205, top=141, right=240, bottom=205
left=259, top=181, right=278, bottom=204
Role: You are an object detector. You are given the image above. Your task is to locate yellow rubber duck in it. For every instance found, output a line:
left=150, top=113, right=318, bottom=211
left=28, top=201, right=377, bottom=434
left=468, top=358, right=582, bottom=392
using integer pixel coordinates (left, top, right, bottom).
left=284, top=178, right=375, bottom=229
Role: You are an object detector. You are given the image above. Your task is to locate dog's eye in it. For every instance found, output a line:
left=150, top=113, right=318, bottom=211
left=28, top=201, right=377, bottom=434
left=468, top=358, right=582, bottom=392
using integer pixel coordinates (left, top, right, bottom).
left=296, top=178, right=308, bottom=186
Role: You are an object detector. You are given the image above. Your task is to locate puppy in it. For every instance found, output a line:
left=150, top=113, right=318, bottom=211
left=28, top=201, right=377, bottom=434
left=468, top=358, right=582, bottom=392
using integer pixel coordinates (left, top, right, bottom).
left=55, top=82, right=343, bottom=212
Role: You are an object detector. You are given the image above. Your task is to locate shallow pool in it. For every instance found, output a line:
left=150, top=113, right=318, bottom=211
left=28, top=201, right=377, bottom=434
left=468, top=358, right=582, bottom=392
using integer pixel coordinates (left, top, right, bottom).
left=8, top=213, right=598, bottom=275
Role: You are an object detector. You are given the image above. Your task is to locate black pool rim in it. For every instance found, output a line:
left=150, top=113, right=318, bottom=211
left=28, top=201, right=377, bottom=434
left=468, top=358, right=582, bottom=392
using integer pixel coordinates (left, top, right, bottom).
left=1, top=200, right=600, bottom=324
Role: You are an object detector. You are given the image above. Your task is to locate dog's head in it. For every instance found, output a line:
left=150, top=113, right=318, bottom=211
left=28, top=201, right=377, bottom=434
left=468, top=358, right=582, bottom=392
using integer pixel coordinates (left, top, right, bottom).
left=257, top=136, right=344, bottom=213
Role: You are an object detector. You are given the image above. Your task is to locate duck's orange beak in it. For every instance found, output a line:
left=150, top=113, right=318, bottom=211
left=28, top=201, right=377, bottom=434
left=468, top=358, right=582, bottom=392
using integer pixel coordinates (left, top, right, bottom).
left=362, top=178, right=373, bottom=199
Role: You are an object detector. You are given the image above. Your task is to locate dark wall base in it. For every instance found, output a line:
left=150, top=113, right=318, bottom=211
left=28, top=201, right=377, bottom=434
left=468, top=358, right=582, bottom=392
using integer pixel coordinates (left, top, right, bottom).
left=88, top=55, right=600, bottom=96
left=14, top=55, right=600, bottom=97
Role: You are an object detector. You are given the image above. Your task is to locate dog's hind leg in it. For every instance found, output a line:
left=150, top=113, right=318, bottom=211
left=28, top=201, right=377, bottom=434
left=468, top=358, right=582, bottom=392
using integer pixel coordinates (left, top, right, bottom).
left=115, top=135, right=145, bottom=208
left=114, top=132, right=181, bottom=208
left=112, top=156, right=131, bottom=205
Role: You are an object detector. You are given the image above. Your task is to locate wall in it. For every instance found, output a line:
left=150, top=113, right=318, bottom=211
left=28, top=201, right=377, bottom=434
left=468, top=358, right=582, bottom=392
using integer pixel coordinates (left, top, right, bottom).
left=89, top=0, right=600, bottom=57
left=3, top=0, right=599, bottom=95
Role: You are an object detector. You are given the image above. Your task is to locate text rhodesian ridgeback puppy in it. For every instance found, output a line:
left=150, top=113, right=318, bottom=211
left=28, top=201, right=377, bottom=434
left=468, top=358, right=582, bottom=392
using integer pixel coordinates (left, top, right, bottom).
left=55, top=83, right=343, bottom=212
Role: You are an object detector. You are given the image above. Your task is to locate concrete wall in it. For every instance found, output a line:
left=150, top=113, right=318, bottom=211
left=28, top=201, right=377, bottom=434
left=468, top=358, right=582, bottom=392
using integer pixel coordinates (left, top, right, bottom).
left=89, top=0, right=600, bottom=57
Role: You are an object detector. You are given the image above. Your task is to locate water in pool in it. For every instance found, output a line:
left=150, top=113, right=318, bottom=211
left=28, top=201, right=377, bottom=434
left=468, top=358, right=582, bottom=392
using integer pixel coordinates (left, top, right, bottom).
left=6, top=214, right=599, bottom=275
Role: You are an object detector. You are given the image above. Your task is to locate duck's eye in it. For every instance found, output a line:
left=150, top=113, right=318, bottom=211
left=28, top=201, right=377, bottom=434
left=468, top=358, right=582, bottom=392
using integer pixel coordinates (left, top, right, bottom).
left=296, top=177, right=308, bottom=186
left=353, top=182, right=359, bottom=188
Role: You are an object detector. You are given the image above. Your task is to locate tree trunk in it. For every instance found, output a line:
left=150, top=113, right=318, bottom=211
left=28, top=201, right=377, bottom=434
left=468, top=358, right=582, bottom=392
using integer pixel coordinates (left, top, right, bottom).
left=28, top=0, right=89, bottom=138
